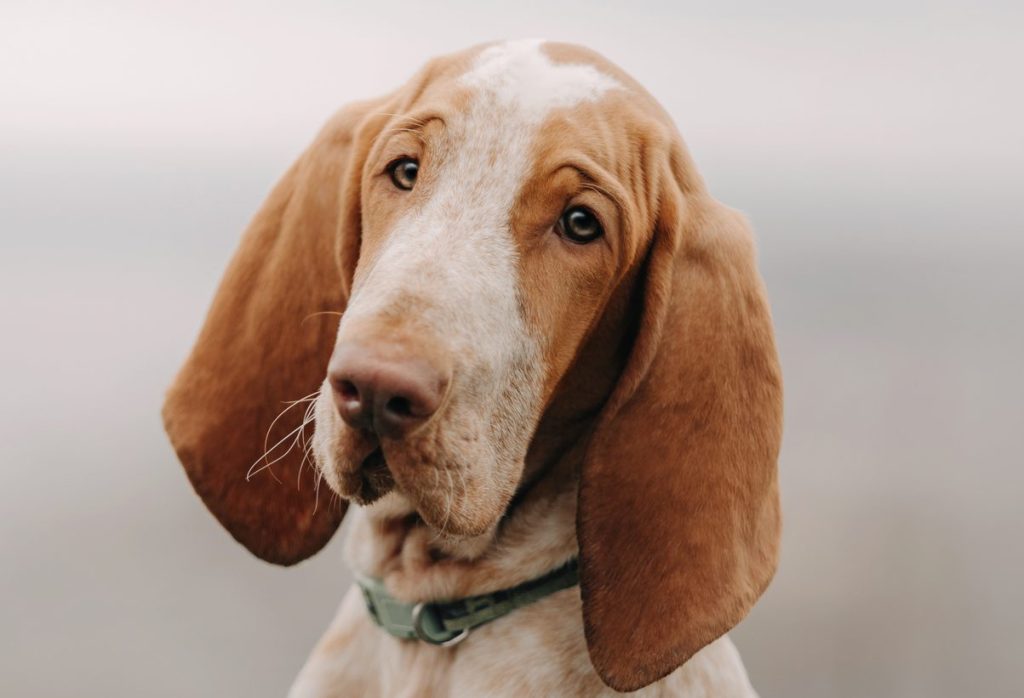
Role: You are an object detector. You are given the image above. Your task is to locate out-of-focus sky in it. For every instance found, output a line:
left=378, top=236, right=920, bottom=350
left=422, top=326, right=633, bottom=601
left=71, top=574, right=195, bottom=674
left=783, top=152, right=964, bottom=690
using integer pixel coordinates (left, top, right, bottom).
left=1, top=2, right=1022, bottom=697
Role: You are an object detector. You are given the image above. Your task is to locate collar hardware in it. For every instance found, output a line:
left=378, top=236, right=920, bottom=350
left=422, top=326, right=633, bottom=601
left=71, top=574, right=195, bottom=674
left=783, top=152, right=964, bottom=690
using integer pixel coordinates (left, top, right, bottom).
left=412, top=602, right=470, bottom=646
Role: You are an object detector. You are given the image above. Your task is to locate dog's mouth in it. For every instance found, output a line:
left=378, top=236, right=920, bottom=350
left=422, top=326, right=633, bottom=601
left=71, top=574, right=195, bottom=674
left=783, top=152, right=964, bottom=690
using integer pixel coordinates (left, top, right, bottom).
left=351, top=447, right=396, bottom=505
left=325, top=427, right=505, bottom=543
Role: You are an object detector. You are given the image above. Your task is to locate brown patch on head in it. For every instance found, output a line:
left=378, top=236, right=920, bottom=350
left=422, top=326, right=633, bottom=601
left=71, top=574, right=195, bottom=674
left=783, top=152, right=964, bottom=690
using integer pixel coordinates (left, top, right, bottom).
left=510, top=90, right=670, bottom=407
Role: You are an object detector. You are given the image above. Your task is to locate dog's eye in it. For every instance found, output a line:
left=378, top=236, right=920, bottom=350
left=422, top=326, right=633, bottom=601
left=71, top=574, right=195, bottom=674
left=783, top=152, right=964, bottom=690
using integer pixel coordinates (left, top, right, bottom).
left=388, top=158, right=419, bottom=191
left=558, top=206, right=603, bottom=244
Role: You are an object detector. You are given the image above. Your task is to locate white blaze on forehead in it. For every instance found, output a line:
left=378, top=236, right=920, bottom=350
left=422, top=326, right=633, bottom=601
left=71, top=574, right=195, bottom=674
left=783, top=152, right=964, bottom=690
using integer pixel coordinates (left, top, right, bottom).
left=447, top=40, right=622, bottom=240
left=460, top=39, right=621, bottom=119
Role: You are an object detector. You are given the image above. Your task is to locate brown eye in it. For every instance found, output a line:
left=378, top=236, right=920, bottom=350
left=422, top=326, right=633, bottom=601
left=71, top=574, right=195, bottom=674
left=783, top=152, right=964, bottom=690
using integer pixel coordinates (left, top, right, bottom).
left=388, top=157, right=419, bottom=190
left=558, top=206, right=603, bottom=244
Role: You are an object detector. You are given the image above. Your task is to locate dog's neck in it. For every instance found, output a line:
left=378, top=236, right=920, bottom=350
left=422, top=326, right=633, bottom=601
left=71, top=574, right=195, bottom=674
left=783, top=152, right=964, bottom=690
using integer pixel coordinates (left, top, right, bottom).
left=342, top=416, right=590, bottom=603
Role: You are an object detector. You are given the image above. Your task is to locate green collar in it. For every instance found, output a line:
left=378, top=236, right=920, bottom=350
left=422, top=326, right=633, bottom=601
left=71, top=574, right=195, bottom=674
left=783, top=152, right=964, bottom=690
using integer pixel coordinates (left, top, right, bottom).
left=356, top=558, right=579, bottom=646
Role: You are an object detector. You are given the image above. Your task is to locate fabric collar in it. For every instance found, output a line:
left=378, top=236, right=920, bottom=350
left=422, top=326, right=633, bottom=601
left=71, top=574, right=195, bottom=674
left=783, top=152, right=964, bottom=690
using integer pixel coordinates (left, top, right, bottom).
left=356, top=558, right=579, bottom=646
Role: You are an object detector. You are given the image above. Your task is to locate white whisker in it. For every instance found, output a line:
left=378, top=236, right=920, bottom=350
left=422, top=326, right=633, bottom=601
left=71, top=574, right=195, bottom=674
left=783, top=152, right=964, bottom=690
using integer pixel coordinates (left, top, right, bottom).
left=312, top=469, right=324, bottom=515
left=302, top=310, right=344, bottom=324
left=295, top=399, right=319, bottom=490
left=248, top=389, right=321, bottom=482
left=440, top=469, right=454, bottom=539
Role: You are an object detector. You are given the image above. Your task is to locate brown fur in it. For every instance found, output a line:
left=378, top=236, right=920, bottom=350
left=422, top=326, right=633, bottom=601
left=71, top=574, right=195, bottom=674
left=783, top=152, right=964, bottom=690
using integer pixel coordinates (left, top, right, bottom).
left=163, top=41, right=782, bottom=692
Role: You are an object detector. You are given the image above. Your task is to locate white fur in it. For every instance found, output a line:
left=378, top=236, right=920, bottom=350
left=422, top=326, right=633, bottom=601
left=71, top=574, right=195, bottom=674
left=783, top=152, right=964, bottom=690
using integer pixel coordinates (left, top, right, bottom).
left=460, top=39, right=620, bottom=116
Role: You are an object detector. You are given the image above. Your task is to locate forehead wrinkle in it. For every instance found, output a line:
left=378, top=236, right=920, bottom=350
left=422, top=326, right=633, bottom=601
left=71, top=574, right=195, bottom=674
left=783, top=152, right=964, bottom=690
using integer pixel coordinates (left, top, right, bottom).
left=380, top=126, right=426, bottom=144
left=379, top=112, right=447, bottom=145
left=555, top=161, right=629, bottom=213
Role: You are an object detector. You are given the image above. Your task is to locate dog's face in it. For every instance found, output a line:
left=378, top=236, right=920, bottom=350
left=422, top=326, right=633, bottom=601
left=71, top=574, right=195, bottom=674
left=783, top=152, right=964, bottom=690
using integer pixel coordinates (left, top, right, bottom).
left=312, top=41, right=651, bottom=537
left=164, top=40, right=783, bottom=691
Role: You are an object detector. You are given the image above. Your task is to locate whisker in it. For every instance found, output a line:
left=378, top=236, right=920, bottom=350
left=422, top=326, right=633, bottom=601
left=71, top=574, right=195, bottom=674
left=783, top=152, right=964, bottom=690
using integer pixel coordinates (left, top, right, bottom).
left=283, top=390, right=322, bottom=406
left=247, top=423, right=304, bottom=481
left=427, top=465, right=442, bottom=544
left=294, top=399, right=319, bottom=490
left=259, top=391, right=319, bottom=468
left=312, top=469, right=323, bottom=514
left=440, top=469, right=454, bottom=538
left=248, top=390, right=321, bottom=482
left=454, top=468, right=468, bottom=535
left=302, top=310, right=344, bottom=324
left=298, top=440, right=316, bottom=490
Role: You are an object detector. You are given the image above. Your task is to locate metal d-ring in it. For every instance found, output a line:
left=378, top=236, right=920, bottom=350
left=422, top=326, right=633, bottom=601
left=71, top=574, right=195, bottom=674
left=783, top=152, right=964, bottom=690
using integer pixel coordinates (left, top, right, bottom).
left=411, top=602, right=470, bottom=647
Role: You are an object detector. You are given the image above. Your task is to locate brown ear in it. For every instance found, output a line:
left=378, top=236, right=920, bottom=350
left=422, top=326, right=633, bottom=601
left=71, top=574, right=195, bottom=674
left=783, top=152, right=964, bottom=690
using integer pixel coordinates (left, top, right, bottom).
left=577, top=156, right=783, bottom=690
left=162, top=99, right=386, bottom=565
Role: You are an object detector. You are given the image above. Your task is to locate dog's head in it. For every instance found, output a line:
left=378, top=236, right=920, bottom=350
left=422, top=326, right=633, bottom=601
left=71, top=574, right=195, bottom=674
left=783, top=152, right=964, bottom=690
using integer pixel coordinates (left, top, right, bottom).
left=164, top=40, right=782, bottom=691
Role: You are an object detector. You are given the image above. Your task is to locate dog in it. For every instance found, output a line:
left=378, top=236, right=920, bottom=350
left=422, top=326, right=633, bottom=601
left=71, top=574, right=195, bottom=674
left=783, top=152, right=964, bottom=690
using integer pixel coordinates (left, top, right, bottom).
left=163, top=40, right=783, bottom=696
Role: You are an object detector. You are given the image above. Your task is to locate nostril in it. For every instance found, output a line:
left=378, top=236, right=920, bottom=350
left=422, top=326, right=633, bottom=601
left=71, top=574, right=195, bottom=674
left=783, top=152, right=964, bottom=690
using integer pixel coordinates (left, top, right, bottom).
left=384, top=395, right=413, bottom=418
left=337, top=379, right=360, bottom=403
left=328, top=341, right=449, bottom=437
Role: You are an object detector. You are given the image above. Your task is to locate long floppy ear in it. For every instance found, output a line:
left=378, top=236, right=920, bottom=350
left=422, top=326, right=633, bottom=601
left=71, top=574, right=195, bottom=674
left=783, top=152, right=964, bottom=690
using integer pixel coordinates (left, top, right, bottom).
left=577, top=149, right=783, bottom=690
left=162, top=98, right=387, bottom=565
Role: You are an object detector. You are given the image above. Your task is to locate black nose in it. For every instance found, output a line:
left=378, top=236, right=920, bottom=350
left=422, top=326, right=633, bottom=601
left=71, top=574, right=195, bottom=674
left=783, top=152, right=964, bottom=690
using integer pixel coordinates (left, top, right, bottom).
left=327, top=342, right=449, bottom=439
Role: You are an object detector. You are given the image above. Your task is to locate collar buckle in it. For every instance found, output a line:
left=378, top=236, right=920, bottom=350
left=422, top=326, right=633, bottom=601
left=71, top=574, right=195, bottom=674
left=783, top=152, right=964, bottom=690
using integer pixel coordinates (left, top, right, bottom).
left=411, top=602, right=470, bottom=646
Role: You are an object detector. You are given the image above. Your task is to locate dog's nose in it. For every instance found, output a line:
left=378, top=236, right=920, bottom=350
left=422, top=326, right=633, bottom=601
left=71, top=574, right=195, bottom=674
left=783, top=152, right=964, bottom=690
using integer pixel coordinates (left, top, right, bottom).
left=328, top=343, right=449, bottom=438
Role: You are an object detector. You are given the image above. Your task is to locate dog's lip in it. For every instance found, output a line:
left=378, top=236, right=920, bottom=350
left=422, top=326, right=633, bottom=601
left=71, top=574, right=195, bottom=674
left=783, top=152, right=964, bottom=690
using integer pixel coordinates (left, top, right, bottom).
left=353, top=447, right=395, bottom=504
left=349, top=444, right=494, bottom=540
left=362, top=447, right=387, bottom=476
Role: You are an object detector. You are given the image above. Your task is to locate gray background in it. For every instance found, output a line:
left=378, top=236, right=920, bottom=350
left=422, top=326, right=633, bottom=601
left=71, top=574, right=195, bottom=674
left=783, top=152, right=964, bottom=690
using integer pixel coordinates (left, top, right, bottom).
left=2, top=1, right=1022, bottom=696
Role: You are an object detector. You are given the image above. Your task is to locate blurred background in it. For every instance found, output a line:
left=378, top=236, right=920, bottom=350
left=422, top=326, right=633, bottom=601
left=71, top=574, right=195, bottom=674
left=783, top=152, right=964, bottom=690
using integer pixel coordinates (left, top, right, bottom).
left=2, top=1, right=1022, bottom=696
